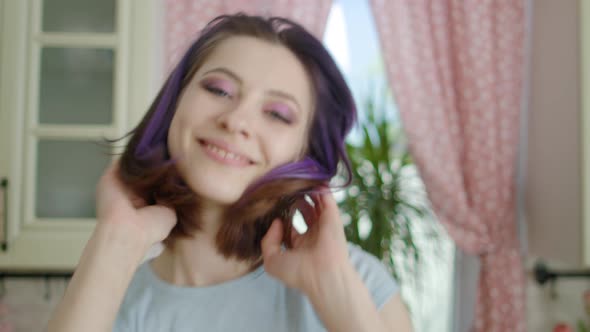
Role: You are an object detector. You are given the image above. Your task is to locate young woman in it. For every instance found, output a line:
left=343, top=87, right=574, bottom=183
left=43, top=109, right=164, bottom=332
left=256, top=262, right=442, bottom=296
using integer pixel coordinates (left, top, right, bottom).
left=47, top=14, right=413, bottom=332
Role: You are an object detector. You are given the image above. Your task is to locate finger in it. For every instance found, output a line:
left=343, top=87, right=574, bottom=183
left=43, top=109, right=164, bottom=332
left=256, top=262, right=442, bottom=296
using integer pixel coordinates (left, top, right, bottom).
left=294, top=199, right=316, bottom=228
left=99, top=161, right=124, bottom=191
left=262, top=220, right=301, bottom=287
left=139, top=205, right=177, bottom=229
left=261, top=219, right=284, bottom=259
left=130, top=196, right=148, bottom=209
left=97, top=163, right=126, bottom=205
left=308, top=192, right=320, bottom=209
left=103, top=159, right=124, bottom=184
left=261, top=219, right=293, bottom=280
left=310, top=185, right=331, bottom=212
left=319, top=189, right=337, bottom=208
left=138, top=204, right=176, bottom=225
left=290, top=222, right=305, bottom=247
left=138, top=205, right=177, bottom=243
left=102, top=160, right=147, bottom=209
left=317, top=191, right=343, bottom=227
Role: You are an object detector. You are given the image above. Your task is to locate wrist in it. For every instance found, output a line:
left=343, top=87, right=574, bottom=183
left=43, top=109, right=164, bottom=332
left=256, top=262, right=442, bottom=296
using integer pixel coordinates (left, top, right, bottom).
left=305, top=261, right=358, bottom=305
left=93, top=222, right=150, bottom=263
left=305, top=264, right=387, bottom=332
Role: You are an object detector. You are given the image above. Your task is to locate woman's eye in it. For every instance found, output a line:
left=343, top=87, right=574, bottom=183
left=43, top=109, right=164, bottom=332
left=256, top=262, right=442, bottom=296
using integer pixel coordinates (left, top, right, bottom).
left=204, top=85, right=232, bottom=98
left=267, top=110, right=292, bottom=125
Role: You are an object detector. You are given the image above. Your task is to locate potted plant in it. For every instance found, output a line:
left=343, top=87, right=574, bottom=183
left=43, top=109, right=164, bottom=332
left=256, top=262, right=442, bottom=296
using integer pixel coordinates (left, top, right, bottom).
left=336, top=85, right=431, bottom=283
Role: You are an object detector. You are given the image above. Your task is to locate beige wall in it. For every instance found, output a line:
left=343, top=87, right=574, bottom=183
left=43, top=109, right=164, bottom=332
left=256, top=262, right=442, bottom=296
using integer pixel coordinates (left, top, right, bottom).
left=527, top=0, right=582, bottom=266
left=526, top=0, right=590, bottom=329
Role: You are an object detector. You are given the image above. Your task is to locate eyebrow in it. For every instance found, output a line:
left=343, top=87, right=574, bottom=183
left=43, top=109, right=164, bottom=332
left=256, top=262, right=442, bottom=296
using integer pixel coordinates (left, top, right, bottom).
left=202, top=67, right=303, bottom=112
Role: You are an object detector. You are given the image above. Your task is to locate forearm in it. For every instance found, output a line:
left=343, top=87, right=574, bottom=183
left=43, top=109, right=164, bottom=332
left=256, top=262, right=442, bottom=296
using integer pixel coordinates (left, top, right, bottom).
left=47, top=224, right=148, bottom=332
left=307, top=263, right=388, bottom=332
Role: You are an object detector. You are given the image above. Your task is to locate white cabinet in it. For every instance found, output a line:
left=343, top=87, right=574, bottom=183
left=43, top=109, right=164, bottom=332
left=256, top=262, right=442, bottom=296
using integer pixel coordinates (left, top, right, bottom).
left=0, top=0, right=160, bottom=270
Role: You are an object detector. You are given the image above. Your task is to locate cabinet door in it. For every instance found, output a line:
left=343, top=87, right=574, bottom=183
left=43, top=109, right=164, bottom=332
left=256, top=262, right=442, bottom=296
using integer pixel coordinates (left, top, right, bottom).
left=0, top=0, right=158, bottom=270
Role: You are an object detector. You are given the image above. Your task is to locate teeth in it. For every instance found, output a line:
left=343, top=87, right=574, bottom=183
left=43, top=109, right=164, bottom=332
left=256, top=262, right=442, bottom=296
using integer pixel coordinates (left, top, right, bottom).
left=205, top=143, right=246, bottom=162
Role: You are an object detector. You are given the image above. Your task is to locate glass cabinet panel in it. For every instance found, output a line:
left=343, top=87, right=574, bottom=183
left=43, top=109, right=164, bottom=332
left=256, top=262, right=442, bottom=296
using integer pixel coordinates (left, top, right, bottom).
left=39, top=47, right=114, bottom=125
left=35, top=140, right=111, bottom=219
left=42, top=0, right=116, bottom=33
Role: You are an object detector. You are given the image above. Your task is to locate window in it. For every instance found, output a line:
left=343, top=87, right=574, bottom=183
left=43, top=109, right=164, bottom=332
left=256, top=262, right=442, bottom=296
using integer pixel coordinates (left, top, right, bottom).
left=323, top=1, right=455, bottom=331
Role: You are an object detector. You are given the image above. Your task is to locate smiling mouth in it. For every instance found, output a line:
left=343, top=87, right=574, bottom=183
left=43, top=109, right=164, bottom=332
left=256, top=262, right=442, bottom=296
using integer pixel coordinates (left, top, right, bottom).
left=198, top=139, right=255, bottom=166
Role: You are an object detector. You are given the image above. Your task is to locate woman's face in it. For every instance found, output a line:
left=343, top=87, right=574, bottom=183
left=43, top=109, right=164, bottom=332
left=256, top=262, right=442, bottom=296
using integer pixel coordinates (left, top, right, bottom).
left=168, top=36, right=314, bottom=206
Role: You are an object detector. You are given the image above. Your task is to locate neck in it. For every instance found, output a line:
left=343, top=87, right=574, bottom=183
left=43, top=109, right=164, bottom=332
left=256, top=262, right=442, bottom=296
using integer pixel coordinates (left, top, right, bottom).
left=150, top=205, right=257, bottom=287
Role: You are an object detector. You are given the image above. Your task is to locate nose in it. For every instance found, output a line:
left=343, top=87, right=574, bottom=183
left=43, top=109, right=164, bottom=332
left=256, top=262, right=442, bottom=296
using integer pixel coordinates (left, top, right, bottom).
left=216, top=101, right=253, bottom=138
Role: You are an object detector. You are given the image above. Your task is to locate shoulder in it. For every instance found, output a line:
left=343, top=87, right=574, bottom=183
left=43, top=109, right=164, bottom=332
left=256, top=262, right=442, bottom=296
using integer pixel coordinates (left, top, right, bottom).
left=112, top=261, right=157, bottom=331
left=347, top=242, right=399, bottom=309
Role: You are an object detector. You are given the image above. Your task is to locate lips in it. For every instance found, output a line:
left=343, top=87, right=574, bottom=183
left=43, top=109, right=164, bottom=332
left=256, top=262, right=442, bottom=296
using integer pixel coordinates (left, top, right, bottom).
left=197, top=138, right=255, bottom=166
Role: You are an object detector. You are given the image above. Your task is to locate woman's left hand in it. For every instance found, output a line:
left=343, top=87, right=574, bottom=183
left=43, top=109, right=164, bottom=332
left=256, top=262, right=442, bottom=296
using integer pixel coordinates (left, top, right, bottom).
left=260, top=189, right=351, bottom=294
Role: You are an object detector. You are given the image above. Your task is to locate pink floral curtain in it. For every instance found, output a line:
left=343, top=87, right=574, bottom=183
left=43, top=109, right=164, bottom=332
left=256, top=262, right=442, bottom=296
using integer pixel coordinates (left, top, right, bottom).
left=368, top=0, right=526, bottom=331
left=165, top=0, right=333, bottom=70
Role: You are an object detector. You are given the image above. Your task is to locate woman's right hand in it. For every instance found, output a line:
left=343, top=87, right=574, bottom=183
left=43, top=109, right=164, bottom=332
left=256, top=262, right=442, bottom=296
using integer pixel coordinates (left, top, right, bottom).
left=95, top=160, right=177, bottom=250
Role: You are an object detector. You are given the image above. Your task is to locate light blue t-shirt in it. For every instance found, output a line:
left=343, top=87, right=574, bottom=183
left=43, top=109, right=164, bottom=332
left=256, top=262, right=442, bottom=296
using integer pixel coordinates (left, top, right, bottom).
left=114, top=243, right=398, bottom=332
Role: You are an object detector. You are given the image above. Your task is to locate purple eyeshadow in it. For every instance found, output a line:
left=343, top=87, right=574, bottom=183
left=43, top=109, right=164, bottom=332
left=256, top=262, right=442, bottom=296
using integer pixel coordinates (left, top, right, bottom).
left=266, top=102, right=294, bottom=121
left=202, top=77, right=235, bottom=94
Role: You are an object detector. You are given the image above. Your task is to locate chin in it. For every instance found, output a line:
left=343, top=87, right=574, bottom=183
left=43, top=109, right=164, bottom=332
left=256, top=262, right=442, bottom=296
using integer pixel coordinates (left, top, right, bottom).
left=186, top=176, right=246, bottom=206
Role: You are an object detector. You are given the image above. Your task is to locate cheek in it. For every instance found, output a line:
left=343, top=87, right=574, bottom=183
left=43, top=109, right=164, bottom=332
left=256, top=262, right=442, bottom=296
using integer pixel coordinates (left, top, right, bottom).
left=167, top=107, right=195, bottom=156
left=166, top=115, right=182, bottom=158
left=169, top=97, right=205, bottom=138
left=261, top=129, right=308, bottom=167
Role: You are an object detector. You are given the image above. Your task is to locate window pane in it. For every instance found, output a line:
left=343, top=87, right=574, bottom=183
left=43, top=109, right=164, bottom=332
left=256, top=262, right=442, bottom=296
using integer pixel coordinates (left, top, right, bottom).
left=39, top=47, right=114, bottom=125
left=35, top=140, right=111, bottom=219
left=42, top=0, right=116, bottom=33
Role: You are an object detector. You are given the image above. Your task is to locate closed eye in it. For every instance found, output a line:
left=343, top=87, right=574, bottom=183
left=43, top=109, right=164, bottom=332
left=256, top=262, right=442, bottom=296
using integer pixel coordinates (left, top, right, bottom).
left=204, top=85, right=232, bottom=99
left=267, top=110, right=292, bottom=125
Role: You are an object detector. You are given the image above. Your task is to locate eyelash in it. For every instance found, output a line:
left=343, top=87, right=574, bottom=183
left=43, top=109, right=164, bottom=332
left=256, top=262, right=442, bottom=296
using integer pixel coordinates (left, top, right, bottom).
left=204, top=85, right=232, bottom=99
left=266, top=110, right=292, bottom=125
left=203, top=83, right=293, bottom=125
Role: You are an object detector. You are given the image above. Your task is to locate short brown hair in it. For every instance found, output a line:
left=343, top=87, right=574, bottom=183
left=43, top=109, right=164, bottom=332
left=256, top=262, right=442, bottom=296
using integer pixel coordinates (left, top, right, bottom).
left=118, top=13, right=356, bottom=263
